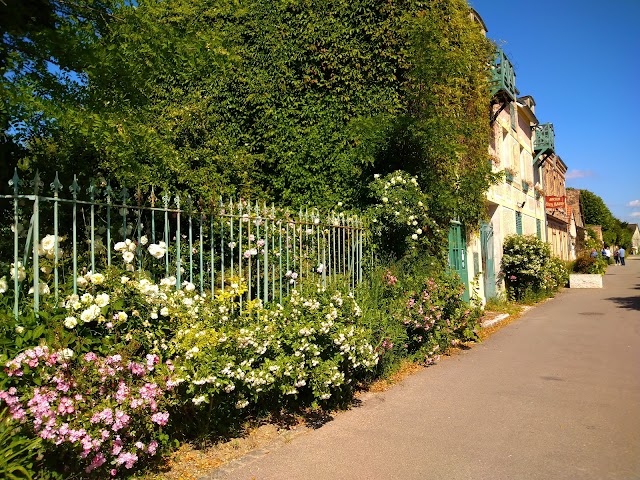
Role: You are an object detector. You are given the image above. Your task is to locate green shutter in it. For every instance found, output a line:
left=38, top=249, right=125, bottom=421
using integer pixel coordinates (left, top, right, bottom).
left=536, top=219, right=542, bottom=239
left=516, top=211, right=523, bottom=235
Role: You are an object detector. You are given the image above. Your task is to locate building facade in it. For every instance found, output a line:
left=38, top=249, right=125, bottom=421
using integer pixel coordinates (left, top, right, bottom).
left=628, top=224, right=640, bottom=254
left=544, top=154, right=570, bottom=260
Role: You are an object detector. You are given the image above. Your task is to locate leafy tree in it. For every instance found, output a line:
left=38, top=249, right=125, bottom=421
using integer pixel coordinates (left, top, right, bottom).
left=573, top=188, right=630, bottom=248
left=4, top=0, right=495, bottom=234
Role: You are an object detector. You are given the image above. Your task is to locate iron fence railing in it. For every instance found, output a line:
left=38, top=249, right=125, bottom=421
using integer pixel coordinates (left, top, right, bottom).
left=0, top=171, right=367, bottom=319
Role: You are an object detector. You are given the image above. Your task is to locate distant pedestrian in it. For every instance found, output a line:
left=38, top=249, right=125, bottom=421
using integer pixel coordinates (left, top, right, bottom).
left=590, top=248, right=598, bottom=258
left=603, top=246, right=611, bottom=264
left=614, top=246, right=620, bottom=265
left=619, top=246, right=626, bottom=266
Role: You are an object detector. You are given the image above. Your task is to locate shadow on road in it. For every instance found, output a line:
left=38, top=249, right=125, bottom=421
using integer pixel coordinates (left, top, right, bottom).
left=606, top=296, right=640, bottom=311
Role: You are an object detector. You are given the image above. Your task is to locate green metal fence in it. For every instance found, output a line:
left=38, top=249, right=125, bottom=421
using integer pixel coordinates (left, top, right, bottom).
left=0, top=171, right=367, bottom=319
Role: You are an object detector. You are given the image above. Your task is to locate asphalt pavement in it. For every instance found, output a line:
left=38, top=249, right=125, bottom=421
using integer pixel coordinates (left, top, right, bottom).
left=205, top=257, right=640, bottom=480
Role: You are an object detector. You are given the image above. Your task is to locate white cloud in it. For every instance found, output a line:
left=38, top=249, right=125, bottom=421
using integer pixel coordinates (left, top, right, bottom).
left=631, top=212, right=640, bottom=218
left=565, top=169, right=594, bottom=180
left=627, top=200, right=640, bottom=207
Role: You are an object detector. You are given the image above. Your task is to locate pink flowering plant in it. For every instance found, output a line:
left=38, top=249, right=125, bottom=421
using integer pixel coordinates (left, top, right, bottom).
left=399, top=270, right=478, bottom=360
left=0, top=346, right=176, bottom=477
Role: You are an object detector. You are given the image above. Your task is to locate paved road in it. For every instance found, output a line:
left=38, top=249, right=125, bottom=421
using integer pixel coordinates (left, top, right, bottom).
left=207, top=258, right=640, bottom=480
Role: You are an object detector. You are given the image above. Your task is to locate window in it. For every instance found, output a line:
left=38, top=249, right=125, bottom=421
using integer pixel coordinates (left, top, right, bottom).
left=536, top=219, right=542, bottom=239
left=516, top=211, right=523, bottom=235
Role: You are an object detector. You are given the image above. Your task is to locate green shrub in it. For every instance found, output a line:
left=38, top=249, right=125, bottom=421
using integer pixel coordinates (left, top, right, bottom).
left=0, top=408, right=41, bottom=480
left=501, top=235, right=568, bottom=302
left=572, top=254, right=607, bottom=275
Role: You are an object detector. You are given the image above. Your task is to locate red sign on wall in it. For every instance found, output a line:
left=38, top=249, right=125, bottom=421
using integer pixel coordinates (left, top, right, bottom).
left=545, top=196, right=566, bottom=209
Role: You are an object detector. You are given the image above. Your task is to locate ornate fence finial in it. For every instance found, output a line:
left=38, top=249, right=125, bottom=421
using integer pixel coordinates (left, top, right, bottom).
left=9, top=168, right=20, bottom=194
left=120, top=186, right=130, bottom=205
left=136, top=186, right=143, bottom=207
left=87, top=180, right=97, bottom=201
left=32, top=171, right=44, bottom=195
left=69, top=175, right=80, bottom=198
left=50, top=172, right=63, bottom=196
left=150, top=188, right=157, bottom=208
left=104, top=182, right=113, bottom=204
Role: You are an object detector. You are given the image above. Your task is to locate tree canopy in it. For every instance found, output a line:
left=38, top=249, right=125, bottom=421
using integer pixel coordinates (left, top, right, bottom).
left=573, top=188, right=632, bottom=248
left=2, top=0, right=495, bottom=229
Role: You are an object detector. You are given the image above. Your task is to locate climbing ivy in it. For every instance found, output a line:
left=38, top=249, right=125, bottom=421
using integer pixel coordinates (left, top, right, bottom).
left=7, top=0, right=496, bottom=232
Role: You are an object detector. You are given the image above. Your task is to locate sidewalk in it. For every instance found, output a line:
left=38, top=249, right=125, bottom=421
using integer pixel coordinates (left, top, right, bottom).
left=204, top=258, right=640, bottom=480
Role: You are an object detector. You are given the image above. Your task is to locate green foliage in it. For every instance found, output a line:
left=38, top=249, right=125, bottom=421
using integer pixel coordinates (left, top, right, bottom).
left=572, top=254, right=607, bottom=275
left=356, top=256, right=480, bottom=376
left=575, top=189, right=631, bottom=248
left=0, top=409, right=41, bottom=480
left=367, top=170, right=446, bottom=260
left=501, top=235, right=568, bottom=302
left=5, top=0, right=495, bottom=233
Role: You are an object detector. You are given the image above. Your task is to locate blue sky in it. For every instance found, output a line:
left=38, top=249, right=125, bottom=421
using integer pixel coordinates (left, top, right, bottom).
left=469, top=0, right=640, bottom=224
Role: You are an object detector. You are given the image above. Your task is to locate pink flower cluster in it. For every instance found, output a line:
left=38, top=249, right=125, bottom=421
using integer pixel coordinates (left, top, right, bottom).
left=5, top=345, right=59, bottom=377
left=0, top=348, right=174, bottom=477
left=384, top=271, right=398, bottom=286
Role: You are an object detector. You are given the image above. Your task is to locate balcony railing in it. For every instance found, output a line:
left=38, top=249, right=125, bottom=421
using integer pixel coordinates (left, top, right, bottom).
left=533, top=123, right=555, bottom=154
left=491, top=48, right=516, bottom=101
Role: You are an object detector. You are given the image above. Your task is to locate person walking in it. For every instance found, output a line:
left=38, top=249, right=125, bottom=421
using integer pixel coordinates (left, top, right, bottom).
left=614, top=246, right=620, bottom=265
left=604, top=246, right=611, bottom=264
left=619, top=246, right=626, bottom=266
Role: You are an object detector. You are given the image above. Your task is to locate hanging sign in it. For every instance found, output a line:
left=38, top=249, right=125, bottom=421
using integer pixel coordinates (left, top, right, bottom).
left=545, top=196, right=566, bottom=209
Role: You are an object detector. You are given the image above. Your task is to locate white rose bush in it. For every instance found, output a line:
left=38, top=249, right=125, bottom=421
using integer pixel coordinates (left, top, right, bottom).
left=0, top=237, right=380, bottom=477
left=368, top=171, right=444, bottom=260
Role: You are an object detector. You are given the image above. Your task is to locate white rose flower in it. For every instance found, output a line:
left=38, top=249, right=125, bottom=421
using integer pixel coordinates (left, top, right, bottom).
left=148, top=242, right=167, bottom=259
left=183, top=281, right=195, bottom=292
left=121, top=276, right=130, bottom=284
left=114, top=241, right=127, bottom=252
left=28, top=282, right=50, bottom=295
left=117, top=311, right=128, bottom=321
left=40, top=234, right=56, bottom=255
left=0, top=276, right=7, bottom=294
left=64, top=317, right=78, bottom=329
left=90, top=273, right=105, bottom=285
left=140, top=235, right=148, bottom=245
left=122, top=251, right=135, bottom=263
left=382, top=197, right=388, bottom=203
left=77, top=276, right=88, bottom=288
left=60, top=348, right=74, bottom=360
left=15, top=325, right=24, bottom=334
left=160, top=307, right=169, bottom=317
left=411, top=234, right=418, bottom=240
left=416, top=228, right=423, bottom=235
left=81, top=293, right=94, bottom=304
left=40, top=265, right=52, bottom=274
left=10, top=263, right=26, bottom=282
left=95, top=293, right=110, bottom=308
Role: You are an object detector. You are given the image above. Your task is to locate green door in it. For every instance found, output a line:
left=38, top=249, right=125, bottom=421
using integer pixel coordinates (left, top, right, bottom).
left=448, top=223, right=469, bottom=302
left=480, top=222, right=497, bottom=300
